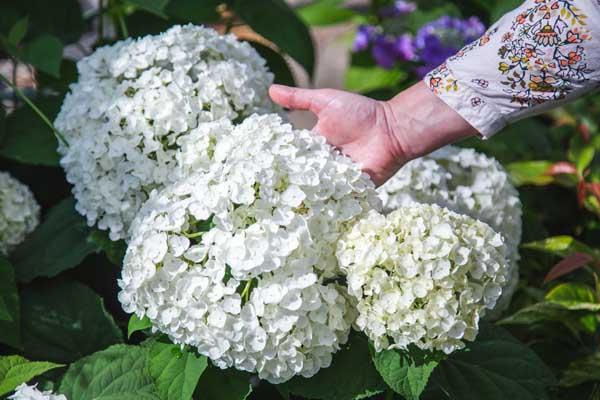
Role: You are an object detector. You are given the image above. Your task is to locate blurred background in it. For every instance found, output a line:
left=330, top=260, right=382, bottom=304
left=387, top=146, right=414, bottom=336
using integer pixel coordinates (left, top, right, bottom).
left=2, top=1, right=600, bottom=398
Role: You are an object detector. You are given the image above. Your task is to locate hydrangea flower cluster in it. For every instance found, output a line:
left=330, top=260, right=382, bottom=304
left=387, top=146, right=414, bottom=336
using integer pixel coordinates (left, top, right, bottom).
left=336, top=204, right=509, bottom=354
left=118, top=114, right=379, bottom=383
left=378, top=146, right=522, bottom=317
left=9, top=384, right=66, bottom=400
left=0, top=172, right=40, bottom=255
left=353, top=9, right=486, bottom=76
left=55, top=24, right=280, bottom=241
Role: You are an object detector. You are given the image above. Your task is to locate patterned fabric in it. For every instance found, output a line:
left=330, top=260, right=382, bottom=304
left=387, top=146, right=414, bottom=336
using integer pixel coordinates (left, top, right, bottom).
left=425, top=0, right=600, bottom=138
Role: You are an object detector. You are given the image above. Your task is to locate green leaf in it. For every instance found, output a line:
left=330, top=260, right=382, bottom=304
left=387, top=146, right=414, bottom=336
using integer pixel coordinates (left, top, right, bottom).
left=561, top=352, right=600, bottom=387
left=128, top=314, right=152, bottom=339
left=7, top=16, right=28, bottom=46
left=499, top=302, right=596, bottom=335
left=0, top=257, right=20, bottom=349
left=280, top=334, right=386, bottom=400
left=522, top=236, right=599, bottom=259
left=297, top=0, right=355, bottom=26
left=89, top=229, right=127, bottom=266
left=20, top=281, right=123, bottom=364
left=233, top=0, right=315, bottom=77
left=575, top=145, right=595, bottom=176
left=372, top=347, right=439, bottom=400
left=59, top=344, right=160, bottom=399
left=345, top=65, right=405, bottom=93
left=165, top=0, right=221, bottom=23
left=249, top=42, right=295, bottom=86
left=0, top=97, right=61, bottom=166
left=147, top=341, right=207, bottom=400
left=545, top=283, right=600, bottom=311
left=195, top=364, right=252, bottom=400
left=20, top=34, right=63, bottom=78
left=126, top=0, right=170, bottom=17
left=0, top=355, right=63, bottom=397
left=432, top=325, right=556, bottom=400
left=12, top=197, right=100, bottom=283
left=506, top=161, right=554, bottom=186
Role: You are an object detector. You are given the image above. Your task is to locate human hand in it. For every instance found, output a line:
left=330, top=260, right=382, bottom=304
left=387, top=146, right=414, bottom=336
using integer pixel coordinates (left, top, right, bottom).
left=269, top=82, right=478, bottom=186
left=268, top=84, right=405, bottom=185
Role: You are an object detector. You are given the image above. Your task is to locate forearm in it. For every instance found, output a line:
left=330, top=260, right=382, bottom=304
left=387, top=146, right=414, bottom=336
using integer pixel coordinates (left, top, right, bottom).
left=383, top=81, right=478, bottom=162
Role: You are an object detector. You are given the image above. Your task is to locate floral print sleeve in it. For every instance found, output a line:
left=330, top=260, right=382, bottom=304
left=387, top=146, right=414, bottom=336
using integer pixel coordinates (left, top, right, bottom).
left=424, top=0, right=600, bottom=138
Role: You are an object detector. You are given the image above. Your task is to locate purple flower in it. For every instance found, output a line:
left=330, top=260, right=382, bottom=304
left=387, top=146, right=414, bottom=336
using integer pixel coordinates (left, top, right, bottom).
left=380, top=1, right=417, bottom=18
left=413, top=15, right=486, bottom=76
left=353, top=25, right=375, bottom=52
left=394, top=34, right=416, bottom=61
left=372, top=34, right=398, bottom=69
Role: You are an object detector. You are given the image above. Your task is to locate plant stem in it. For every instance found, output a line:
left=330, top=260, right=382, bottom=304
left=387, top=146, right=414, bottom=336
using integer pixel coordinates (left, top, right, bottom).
left=0, top=73, right=69, bottom=147
left=116, top=9, right=129, bottom=39
left=240, top=279, right=254, bottom=303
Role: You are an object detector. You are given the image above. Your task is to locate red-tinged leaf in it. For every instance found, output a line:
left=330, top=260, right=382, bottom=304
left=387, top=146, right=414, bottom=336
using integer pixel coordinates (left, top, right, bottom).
left=546, top=161, right=577, bottom=176
left=587, top=183, right=600, bottom=203
left=578, top=122, right=591, bottom=143
left=577, top=181, right=587, bottom=207
left=544, top=252, right=595, bottom=283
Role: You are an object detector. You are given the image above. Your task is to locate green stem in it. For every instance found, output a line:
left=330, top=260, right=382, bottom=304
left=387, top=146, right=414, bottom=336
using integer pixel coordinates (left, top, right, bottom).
left=0, top=73, right=69, bottom=147
left=240, top=279, right=254, bottom=303
left=116, top=9, right=129, bottom=39
left=182, top=231, right=204, bottom=239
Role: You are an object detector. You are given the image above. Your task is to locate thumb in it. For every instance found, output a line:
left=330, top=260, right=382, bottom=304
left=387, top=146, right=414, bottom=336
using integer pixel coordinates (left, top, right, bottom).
left=269, top=84, right=334, bottom=114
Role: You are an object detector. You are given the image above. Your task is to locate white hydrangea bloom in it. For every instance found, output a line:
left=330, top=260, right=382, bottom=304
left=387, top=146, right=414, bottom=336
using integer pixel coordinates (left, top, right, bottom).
left=9, top=384, right=66, bottom=400
left=0, top=172, right=40, bottom=255
left=336, top=204, right=509, bottom=354
left=378, top=146, right=522, bottom=317
left=55, top=24, right=281, bottom=241
left=118, top=114, right=378, bottom=383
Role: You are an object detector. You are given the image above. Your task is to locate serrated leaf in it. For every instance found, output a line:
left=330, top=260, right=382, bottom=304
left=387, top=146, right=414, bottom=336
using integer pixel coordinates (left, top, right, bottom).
left=0, top=97, right=61, bottom=167
left=561, top=352, right=600, bottom=387
left=545, top=283, right=600, bottom=311
left=0, top=257, right=20, bottom=349
left=20, top=281, right=123, bottom=364
left=297, top=0, right=355, bottom=26
left=195, top=364, right=252, bottom=400
left=233, top=0, right=315, bottom=77
left=372, top=347, right=438, bottom=400
left=59, top=345, right=159, bottom=399
left=147, top=342, right=207, bottom=400
left=345, top=65, right=404, bottom=93
left=506, top=161, right=554, bottom=186
left=128, top=314, right=152, bottom=339
left=12, top=197, right=100, bottom=283
left=7, top=16, right=28, bottom=46
left=21, top=34, right=63, bottom=78
left=126, top=0, right=170, bottom=17
left=249, top=42, right=295, bottom=86
left=280, top=334, right=386, bottom=400
left=0, top=355, right=63, bottom=396
left=165, top=0, right=221, bottom=23
left=432, top=325, right=556, bottom=400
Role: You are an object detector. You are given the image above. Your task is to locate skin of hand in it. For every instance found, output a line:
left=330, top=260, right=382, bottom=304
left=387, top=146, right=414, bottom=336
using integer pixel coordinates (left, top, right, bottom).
left=268, top=82, right=478, bottom=186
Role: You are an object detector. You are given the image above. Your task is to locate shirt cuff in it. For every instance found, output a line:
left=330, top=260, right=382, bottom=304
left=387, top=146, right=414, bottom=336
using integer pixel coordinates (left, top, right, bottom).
left=423, top=63, right=507, bottom=139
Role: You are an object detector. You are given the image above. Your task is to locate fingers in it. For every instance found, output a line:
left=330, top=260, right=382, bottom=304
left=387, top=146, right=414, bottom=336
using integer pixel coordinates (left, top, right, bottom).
left=269, top=85, right=336, bottom=114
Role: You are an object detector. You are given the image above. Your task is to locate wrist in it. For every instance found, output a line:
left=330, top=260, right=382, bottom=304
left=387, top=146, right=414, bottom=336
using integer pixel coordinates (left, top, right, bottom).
left=384, top=81, right=478, bottom=161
